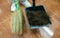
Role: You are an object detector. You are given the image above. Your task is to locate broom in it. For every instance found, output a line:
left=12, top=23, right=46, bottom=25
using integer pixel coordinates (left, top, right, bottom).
left=11, top=0, right=23, bottom=34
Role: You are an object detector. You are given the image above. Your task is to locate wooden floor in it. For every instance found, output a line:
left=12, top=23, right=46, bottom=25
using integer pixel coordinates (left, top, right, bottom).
left=0, top=0, right=60, bottom=38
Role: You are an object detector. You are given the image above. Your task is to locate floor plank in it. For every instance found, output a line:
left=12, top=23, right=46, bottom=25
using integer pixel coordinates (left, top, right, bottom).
left=0, top=0, right=60, bottom=38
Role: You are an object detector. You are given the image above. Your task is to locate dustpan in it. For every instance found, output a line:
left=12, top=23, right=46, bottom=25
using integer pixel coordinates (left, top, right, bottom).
left=25, top=0, right=51, bottom=29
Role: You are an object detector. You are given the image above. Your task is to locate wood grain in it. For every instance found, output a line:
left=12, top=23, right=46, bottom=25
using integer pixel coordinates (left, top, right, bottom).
left=0, top=0, right=60, bottom=38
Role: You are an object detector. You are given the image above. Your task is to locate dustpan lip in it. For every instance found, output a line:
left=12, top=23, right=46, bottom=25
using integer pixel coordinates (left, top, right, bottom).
left=30, top=23, right=51, bottom=27
left=28, top=22, right=51, bottom=29
left=30, top=22, right=51, bottom=26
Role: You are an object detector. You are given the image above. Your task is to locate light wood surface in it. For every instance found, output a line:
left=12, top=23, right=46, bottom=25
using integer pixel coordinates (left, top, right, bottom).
left=0, top=0, right=60, bottom=38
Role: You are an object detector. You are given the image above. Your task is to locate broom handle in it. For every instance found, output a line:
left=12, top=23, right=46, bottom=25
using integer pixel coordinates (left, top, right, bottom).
left=33, top=0, right=35, bottom=7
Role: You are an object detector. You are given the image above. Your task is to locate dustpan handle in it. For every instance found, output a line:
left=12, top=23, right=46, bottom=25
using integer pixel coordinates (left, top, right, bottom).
left=33, top=0, right=35, bottom=7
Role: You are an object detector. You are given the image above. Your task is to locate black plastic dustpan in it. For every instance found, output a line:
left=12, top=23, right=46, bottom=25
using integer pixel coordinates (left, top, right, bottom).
left=26, top=0, right=51, bottom=29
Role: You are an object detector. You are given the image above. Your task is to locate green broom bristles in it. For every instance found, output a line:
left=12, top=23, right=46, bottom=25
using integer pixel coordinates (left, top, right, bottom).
left=11, top=0, right=23, bottom=34
left=11, top=11, right=17, bottom=33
